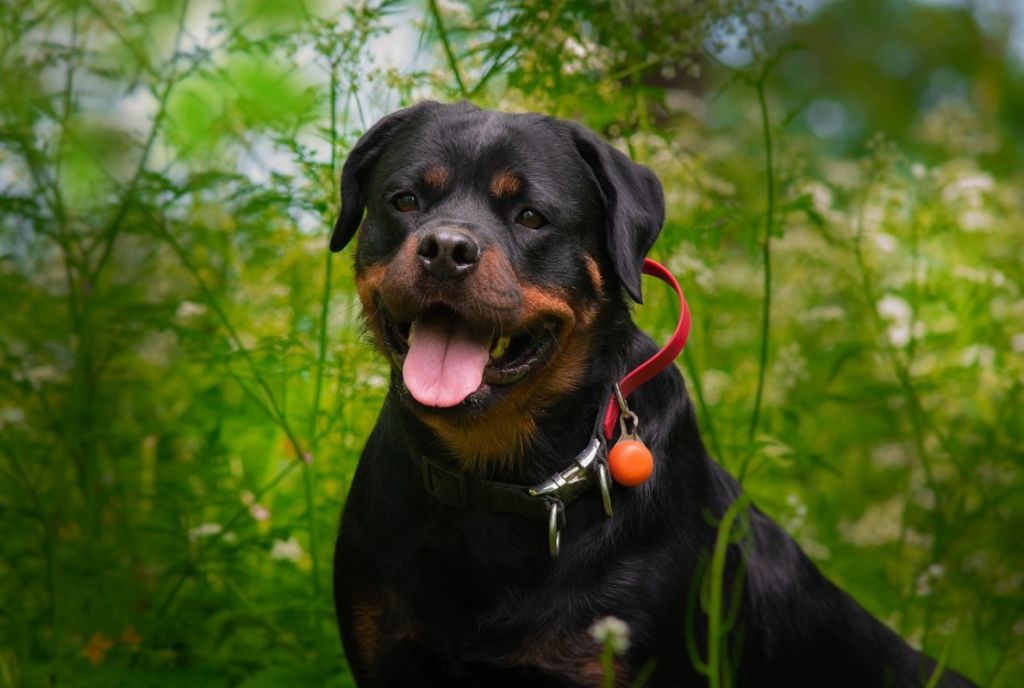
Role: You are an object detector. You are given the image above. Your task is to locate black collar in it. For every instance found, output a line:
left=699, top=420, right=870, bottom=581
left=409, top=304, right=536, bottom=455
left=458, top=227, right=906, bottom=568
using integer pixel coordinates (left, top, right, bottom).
left=416, top=392, right=615, bottom=556
left=420, top=436, right=606, bottom=519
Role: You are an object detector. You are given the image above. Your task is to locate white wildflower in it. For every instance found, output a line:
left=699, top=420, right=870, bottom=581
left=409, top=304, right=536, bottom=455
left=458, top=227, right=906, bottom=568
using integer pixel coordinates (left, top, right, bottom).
left=877, top=295, right=921, bottom=347
left=135, top=331, right=178, bottom=367
left=271, top=537, right=304, bottom=562
left=996, top=572, right=1022, bottom=597
left=249, top=503, right=270, bottom=522
left=773, top=342, right=808, bottom=391
left=871, top=443, right=909, bottom=469
left=904, top=529, right=934, bottom=551
left=701, top=369, right=732, bottom=406
left=802, top=539, right=831, bottom=561
left=912, top=487, right=936, bottom=511
left=784, top=493, right=807, bottom=532
left=976, top=463, right=1015, bottom=486
left=915, top=563, right=945, bottom=597
left=959, top=345, right=995, bottom=369
left=0, top=407, right=25, bottom=428
left=176, top=301, right=207, bottom=319
left=800, top=304, right=845, bottom=324
left=189, top=523, right=223, bottom=541
left=563, top=37, right=588, bottom=58
left=959, top=208, right=993, bottom=232
left=942, top=172, right=994, bottom=203
left=668, top=248, right=715, bottom=293
left=839, top=497, right=903, bottom=547
left=877, top=295, right=911, bottom=324
left=365, top=374, right=388, bottom=389
left=113, top=88, right=158, bottom=138
left=590, top=615, right=631, bottom=654
left=870, top=231, right=898, bottom=253
left=952, top=265, right=1006, bottom=287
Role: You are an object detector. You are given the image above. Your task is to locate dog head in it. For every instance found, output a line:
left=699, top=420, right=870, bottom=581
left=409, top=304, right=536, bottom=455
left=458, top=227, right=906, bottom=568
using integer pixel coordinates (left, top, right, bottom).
left=331, top=101, right=664, bottom=467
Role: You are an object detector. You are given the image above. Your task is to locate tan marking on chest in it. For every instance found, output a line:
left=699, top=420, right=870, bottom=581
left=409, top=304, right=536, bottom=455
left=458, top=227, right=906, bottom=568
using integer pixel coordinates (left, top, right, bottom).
left=350, top=593, right=416, bottom=670
left=508, top=634, right=631, bottom=687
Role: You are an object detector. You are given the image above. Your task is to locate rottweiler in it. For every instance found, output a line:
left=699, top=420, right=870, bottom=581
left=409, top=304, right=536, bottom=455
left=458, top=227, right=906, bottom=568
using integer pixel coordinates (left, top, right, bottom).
left=329, top=101, right=974, bottom=687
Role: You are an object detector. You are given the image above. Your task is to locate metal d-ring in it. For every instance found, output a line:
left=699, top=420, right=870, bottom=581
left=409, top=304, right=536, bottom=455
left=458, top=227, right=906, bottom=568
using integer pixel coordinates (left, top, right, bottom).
left=613, top=383, right=629, bottom=413
left=596, top=460, right=613, bottom=517
left=547, top=500, right=565, bottom=557
left=614, top=383, right=639, bottom=438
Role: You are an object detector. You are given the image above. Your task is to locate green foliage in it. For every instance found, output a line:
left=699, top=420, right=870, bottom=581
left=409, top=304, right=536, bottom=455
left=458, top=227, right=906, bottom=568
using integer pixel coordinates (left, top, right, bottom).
left=1, top=0, right=1021, bottom=686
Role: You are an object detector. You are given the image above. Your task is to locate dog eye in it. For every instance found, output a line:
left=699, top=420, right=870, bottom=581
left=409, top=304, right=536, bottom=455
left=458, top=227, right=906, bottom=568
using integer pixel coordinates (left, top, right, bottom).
left=516, top=208, right=546, bottom=229
left=393, top=193, right=418, bottom=212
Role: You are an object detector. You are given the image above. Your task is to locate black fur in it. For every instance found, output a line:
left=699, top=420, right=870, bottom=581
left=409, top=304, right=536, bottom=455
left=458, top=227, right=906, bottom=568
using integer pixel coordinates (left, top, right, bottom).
left=331, top=101, right=975, bottom=687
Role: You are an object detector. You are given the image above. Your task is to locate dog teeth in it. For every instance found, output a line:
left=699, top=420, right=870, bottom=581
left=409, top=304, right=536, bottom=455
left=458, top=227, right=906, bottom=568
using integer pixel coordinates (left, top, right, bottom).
left=489, top=336, right=510, bottom=360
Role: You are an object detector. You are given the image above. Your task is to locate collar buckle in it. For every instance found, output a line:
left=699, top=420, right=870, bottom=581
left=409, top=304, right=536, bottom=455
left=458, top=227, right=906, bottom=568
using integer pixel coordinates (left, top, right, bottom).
left=528, top=437, right=602, bottom=504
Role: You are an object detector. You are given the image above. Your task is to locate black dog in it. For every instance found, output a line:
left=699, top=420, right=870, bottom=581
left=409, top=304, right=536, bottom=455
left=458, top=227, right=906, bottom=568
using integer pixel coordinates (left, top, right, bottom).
left=329, top=101, right=974, bottom=687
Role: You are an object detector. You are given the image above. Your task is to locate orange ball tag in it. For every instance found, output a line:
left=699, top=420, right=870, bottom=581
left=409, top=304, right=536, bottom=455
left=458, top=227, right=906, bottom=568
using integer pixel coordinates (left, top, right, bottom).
left=608, top=438, right=653, bottom=486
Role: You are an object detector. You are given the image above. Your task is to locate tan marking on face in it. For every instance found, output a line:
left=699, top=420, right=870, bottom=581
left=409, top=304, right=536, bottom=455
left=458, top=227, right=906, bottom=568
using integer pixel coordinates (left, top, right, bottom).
left=422, top=164, right=450, bottom=190
left=467, top=249, right=524, bottom=317
left=422, top=281, right=599, bottom=473
left=355, top=262, right=389, bottom=349
left=490, top=171, right=522, bottom=198
left=584, top=255, right=604, bottom=296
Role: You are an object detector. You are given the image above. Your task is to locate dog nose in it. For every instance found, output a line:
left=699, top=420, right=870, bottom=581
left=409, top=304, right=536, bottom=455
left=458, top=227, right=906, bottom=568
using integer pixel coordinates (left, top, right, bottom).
left=416, top=228, right=480, bottom=279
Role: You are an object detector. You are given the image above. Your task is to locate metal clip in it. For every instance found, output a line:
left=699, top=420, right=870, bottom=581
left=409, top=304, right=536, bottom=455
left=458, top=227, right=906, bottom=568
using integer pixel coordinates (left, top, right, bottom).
left=614, top=383, right=640, bottom=440
left=596, top=459, right=613, bottom=517
left=613, top=382, right=629, bottom=413
left=528, top=438, right=601, bottom=501
left=547, top=500, right=565, bottom=557
left=618, top=410, right=640, bottom=440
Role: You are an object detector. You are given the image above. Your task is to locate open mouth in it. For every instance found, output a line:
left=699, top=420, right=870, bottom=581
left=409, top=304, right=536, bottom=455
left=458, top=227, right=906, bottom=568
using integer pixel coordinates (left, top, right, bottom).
left=378, top=302, right=560, bottom=408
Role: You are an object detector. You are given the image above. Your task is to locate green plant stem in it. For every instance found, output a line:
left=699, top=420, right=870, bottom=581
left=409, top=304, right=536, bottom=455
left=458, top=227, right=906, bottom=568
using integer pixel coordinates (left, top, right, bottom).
left=630, top=660, right=658, bottom=688
left=601, top=644, right=615, bottom=688
left=469, top=43, right=520, bottom=97
left=738, top=75, right=775, bottom=484
left=706, top=495, right=749, bottom=688
left=427, top=0, right=468, bottom=98
left=923, top=631, right=952, bottom=688
left=685, top=556, right=712, bottom=675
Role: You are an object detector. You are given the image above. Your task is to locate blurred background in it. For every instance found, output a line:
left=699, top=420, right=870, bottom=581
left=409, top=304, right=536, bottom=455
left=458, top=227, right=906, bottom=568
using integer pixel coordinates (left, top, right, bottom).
left=1, top=0, right=1021, bottom=685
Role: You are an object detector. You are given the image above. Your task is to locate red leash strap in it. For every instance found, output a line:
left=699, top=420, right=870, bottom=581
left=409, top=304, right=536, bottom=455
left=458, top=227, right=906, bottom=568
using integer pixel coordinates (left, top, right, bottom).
left=602, top=258, right=692, bottom=440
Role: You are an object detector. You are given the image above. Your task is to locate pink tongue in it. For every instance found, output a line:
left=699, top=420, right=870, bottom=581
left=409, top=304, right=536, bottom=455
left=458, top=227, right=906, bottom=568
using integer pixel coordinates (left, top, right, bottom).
left=403, top=312, right=491, bottom=407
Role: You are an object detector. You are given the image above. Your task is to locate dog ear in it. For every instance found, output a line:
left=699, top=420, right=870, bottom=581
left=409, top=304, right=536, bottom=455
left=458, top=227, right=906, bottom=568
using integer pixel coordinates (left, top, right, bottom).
left=569, top=125, right=665, bottom=303
left=329, top=101, right=439, bottom=252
